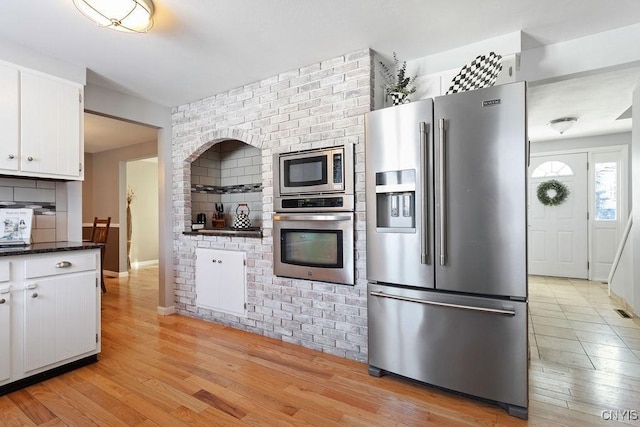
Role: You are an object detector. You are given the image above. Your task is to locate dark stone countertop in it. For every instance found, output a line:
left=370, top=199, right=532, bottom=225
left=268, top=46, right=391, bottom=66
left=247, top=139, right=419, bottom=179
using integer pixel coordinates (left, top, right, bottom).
left=182, top=227, right=263, bottom=238
left=0, top=241, right=102, bottom=257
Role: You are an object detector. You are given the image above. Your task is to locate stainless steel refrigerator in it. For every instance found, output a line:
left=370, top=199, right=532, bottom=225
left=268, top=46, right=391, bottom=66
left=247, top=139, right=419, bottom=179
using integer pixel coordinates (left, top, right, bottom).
left=365, top=82, right=528, bottom=419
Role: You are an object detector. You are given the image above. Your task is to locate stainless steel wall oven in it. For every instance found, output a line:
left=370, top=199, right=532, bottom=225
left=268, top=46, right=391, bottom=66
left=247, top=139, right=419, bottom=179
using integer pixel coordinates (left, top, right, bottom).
left=273, top=212, right=354, bottom=285
left=273, top=143, right=355, bottom=285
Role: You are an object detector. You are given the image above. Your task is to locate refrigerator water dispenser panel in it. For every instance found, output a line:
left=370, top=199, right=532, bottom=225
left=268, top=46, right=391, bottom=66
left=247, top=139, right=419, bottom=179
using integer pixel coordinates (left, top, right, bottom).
left=375, top=169, right=416, bottom=231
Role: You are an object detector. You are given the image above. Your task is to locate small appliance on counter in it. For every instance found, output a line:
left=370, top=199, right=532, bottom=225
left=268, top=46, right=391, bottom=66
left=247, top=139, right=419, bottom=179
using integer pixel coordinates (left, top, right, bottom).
left=192, top=213, right=206, bottom=230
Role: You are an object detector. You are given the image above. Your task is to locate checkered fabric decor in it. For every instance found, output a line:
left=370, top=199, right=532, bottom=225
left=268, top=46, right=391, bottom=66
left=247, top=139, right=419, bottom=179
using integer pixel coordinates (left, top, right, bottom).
left=446, top=52, right=503, bottom=95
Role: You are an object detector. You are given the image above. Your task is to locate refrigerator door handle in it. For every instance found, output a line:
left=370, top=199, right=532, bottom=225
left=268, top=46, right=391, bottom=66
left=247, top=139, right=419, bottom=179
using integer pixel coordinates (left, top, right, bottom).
left=438, top=118, right=447, bottom=266
left=419, top=121, right=429, bottom=264
left=370, top=291, right=516, bottom=316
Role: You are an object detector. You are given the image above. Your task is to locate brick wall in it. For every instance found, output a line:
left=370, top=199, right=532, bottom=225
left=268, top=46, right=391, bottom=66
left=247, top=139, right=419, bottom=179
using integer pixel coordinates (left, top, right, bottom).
left=172, top=48, right=373, bottom=362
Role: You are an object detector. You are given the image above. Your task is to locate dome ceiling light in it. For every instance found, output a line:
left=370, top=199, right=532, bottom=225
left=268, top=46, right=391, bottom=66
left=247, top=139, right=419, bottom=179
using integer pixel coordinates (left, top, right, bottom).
left=547, top=117, right=578, bottom=135
left=72, top=0, right=154, bottom=33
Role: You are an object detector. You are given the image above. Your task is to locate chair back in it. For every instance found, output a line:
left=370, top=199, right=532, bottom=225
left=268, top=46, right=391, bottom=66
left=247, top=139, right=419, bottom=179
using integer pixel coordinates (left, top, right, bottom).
left=91, top=217, right=111, bottom=244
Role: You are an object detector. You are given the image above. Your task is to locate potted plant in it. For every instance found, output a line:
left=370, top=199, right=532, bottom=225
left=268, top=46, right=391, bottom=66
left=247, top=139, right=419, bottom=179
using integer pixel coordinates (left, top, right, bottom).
left=379, top=52, right=417, bottom=106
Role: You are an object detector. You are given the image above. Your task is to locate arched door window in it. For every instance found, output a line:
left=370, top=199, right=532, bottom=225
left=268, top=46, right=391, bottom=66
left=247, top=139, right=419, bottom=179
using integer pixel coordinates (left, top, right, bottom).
left=531, top=161, right=574, bottom=178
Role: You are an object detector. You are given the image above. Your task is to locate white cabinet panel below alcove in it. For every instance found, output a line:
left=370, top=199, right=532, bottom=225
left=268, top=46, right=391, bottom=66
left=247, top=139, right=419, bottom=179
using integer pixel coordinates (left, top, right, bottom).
left=195, top=248, right=246, bottom=317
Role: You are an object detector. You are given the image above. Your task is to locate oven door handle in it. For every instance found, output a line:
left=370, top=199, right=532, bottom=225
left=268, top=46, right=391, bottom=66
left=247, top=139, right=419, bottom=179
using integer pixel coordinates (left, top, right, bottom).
left=273, top=213, right=352, bottom=222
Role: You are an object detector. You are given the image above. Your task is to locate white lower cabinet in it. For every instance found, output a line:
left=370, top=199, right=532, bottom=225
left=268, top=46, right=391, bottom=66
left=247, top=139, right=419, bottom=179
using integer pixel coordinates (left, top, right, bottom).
left=0, top=260, right=11, bottom=382
left=195, top=248, right=247, bottom=317
left=23, top=271, right=98, bottom=372
left=0, top=248, right=101, bottom=394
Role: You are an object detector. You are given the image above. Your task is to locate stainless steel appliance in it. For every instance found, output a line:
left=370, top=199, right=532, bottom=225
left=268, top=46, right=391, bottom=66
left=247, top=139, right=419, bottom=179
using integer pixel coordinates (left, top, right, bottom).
left=273, top=144, right=356, bottom=285
left=365, top=82, right=528, bottom=419
left=273, top=212, right=354, bottom=285
left=274, top=144, right=354, bottom=212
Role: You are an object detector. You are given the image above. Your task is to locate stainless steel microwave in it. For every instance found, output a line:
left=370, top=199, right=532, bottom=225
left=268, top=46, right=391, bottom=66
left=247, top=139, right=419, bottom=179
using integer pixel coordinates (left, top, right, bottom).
left=274, top=144, right=354, bottom=212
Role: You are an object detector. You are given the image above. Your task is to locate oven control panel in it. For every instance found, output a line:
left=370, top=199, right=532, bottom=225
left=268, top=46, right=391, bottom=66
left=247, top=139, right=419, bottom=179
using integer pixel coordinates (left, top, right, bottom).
left=281, top=196, right=345, bottom=209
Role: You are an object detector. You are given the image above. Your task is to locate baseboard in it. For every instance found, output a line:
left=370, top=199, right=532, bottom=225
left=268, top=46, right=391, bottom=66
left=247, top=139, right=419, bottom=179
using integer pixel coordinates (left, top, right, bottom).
left=104, top=270, right=129, bottom=278
left=132, top=259, right=159, bottom=268
left=610, top=290, right=637, bottom=317
left=157, top=306, right=176, bottom=316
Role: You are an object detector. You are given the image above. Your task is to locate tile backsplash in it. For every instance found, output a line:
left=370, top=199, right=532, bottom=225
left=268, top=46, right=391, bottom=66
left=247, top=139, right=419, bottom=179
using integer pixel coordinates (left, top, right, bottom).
left=0, top=177, right=67, bottom=243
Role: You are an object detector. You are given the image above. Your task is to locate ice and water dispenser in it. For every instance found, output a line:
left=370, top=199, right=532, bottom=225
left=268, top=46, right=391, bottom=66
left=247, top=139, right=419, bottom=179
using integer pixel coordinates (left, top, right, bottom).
left=375, top=169, right=416, bottom=232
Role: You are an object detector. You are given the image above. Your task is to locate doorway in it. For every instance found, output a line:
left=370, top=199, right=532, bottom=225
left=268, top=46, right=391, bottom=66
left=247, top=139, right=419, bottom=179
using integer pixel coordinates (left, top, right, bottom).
left=528, top=146, right=628, bottom=281
left=125, top=158, right=159, bottom=270
left=83, top=112, right=159, bottom=277
left=529, top=153, right=589, bottom=278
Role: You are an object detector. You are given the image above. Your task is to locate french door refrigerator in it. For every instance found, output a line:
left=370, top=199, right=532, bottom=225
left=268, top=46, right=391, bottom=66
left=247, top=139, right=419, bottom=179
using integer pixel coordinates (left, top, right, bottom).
left=365, top=82, right=528, bottom=419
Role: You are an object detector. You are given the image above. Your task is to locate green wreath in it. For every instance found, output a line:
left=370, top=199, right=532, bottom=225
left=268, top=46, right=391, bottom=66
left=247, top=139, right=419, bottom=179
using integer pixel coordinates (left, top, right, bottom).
left=537, top=179, right=570, bottom=206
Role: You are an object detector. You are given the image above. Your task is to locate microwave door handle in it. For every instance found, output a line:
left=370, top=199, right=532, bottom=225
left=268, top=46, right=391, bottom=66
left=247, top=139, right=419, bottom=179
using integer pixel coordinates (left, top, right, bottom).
left=439, top=118, right=447, bottom=266
left=419, top=122, right=429, bottom=265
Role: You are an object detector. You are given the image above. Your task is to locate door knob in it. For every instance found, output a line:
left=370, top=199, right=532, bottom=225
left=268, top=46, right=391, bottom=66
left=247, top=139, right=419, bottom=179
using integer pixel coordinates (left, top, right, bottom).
left=8, top=154, right=14, bottom=159
left=0, top=298, right=5, bottom=304
left=27, top=156, right=34, bottom=162
left=31, top=292, right=38, bottom=298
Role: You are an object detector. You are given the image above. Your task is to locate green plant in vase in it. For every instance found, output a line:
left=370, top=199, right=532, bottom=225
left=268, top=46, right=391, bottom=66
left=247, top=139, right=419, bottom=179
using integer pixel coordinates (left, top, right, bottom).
left=379, top=52, right=417, bottom=105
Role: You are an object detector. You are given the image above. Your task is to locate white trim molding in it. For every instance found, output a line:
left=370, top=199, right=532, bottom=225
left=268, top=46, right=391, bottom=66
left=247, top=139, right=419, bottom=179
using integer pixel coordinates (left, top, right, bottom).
left=157, top=306, right=175, bottom=316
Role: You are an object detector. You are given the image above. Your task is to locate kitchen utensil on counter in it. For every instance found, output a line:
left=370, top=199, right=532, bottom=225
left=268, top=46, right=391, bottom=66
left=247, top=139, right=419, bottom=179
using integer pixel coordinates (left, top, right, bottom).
left=232, top=203, right=251, bottom=229
left=212, top=203, right=225, bottom=227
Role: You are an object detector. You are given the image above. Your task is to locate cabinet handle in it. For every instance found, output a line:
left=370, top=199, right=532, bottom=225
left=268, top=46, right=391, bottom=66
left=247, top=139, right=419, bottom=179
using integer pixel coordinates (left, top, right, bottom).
left=55, top=261, right=72, bottom=268
left=31, top=292, right=38, bottom=298
left=211, top=259, right=222, bottom=263
left=8, top=154, right=14, bottom=159
left=27, top=156, right=34, bottom=162
left=0, top=298, right=5, bottom=304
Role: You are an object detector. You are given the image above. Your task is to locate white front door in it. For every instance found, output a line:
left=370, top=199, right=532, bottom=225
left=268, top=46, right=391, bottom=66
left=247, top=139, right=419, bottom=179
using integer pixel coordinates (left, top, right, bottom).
left=528, top=153, right=589, bottom=278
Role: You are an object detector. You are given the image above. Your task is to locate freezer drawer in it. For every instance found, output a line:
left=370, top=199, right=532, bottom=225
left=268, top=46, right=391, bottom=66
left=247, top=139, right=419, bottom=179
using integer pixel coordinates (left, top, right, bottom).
left=367, top=283, right=528, bottom=417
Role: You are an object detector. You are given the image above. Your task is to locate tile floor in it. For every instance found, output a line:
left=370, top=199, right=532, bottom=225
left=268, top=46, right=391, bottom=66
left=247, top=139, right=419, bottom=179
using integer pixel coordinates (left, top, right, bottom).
left=529, top=275, right=640, bottom=379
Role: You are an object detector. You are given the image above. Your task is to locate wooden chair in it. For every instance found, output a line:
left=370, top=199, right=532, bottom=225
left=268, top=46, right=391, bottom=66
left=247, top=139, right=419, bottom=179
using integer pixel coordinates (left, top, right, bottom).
left=91, top=217, right=111, bottom=293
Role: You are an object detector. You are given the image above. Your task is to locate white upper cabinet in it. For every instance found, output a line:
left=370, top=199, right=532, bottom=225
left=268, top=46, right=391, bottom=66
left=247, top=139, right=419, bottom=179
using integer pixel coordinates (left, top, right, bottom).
left=0, top=63, right=19, bottom=173
left=0, top=61, right=84, bottom=180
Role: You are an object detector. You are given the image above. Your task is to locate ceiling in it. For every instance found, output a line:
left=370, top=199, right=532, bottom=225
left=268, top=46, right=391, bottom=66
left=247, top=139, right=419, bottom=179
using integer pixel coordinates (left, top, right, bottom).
left=84, top=114, right=158, bottom=153
left=1, top=1, right=639, bottom=150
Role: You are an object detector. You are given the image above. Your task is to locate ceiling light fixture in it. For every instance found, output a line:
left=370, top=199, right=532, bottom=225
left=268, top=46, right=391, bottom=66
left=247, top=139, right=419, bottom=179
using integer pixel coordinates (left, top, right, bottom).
left=72, top=0, right=154, bottom=33
left=547, top=117, right=577, bottom=135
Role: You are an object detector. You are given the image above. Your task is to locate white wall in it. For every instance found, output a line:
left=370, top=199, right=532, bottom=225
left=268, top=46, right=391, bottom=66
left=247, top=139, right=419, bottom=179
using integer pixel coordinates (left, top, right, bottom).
left=127, top=159, right=159, bottom=265
left=632, top=87, right=640, bottom=313
left=531, top=132, right=631, bottom=154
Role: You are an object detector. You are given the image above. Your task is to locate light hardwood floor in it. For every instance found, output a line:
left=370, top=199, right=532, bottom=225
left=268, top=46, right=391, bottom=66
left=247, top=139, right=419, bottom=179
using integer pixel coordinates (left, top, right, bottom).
left=1, top=267, right=639, bottom=426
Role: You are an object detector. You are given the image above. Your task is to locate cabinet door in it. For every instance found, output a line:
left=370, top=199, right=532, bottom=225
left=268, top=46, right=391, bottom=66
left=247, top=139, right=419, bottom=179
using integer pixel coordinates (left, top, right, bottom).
left=0, top=63, right=19, bottom=172
left=20, top=71, right=82, bottom=178
left=23, top=272, right=97, bottom=372
left=0, top=284, right=10, bottom=382
left=195, top=249, right=246, bottom=317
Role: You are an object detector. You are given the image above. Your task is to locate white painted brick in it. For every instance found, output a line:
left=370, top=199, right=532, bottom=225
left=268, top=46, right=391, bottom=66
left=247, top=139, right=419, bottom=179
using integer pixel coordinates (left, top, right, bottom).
left=171, top=48, right=372, bottom=363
